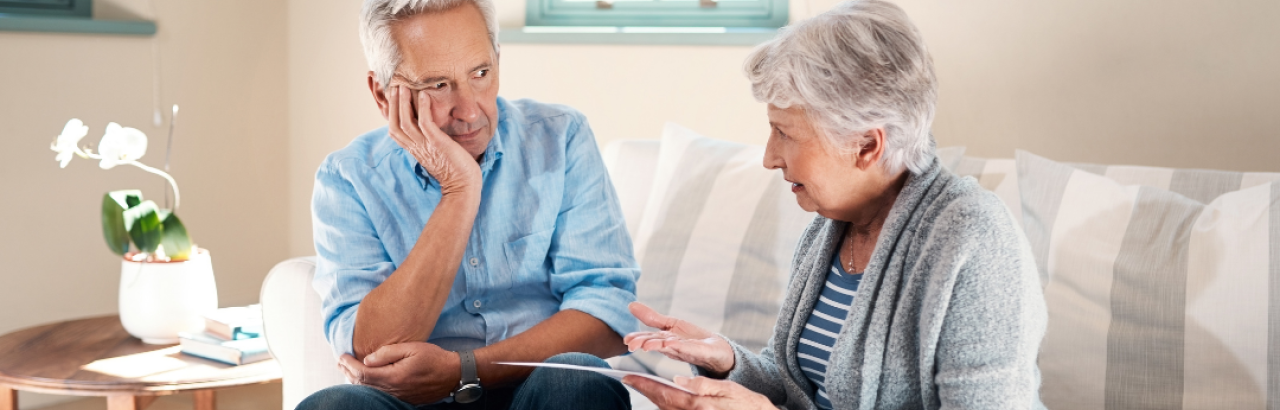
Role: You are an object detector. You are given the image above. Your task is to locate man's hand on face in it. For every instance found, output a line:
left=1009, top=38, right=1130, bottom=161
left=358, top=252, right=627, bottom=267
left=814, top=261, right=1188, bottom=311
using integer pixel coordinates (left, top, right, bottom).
left=337, top=342, right=462, bottom=405
left=387, top=84, right=483, bottom=197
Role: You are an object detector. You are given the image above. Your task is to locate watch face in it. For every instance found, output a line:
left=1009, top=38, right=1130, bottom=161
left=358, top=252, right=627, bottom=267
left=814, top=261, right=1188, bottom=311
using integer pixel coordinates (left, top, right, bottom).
left=454, top=384, right=483, bottom=404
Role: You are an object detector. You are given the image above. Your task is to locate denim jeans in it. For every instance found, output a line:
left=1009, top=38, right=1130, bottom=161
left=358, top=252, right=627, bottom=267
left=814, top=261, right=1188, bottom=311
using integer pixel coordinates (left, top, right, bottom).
left=296, top=353, right=631, bottom=410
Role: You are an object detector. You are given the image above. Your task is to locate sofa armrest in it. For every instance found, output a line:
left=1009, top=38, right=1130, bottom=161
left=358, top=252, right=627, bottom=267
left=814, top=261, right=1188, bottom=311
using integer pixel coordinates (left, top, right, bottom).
left=260, top=256, right=346, bottom=410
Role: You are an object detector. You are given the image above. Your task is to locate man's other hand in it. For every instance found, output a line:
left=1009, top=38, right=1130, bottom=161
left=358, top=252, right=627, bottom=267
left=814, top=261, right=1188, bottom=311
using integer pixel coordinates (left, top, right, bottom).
left=387, top=85, right=482, bottom=196
left=337, top=342, right=462, bottom=405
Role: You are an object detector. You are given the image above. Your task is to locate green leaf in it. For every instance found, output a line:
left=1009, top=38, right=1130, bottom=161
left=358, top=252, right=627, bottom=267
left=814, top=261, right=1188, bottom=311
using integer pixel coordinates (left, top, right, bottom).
left=123, top=200, right=163, bottom=255
left=101, top=190, right=141, bottom=256
left=158, top=210, right=193, bottom=261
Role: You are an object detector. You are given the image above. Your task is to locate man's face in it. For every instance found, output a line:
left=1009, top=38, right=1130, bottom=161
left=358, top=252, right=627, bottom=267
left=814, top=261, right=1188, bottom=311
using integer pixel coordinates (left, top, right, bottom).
left=382, top=4, right=499, bottom=160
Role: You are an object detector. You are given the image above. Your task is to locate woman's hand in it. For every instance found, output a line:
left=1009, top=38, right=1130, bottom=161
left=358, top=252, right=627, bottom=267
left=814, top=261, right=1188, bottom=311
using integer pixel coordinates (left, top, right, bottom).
left=387, top=85, right=482, bottom=197
left=624, top=302, right=735, bottom=376
left=624, top=375, right=775, bottom=410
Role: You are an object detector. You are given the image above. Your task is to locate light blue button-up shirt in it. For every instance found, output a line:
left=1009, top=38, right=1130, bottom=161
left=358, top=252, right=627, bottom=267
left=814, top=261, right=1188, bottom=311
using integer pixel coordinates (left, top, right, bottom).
left=311, top=97, right=639, bottom=357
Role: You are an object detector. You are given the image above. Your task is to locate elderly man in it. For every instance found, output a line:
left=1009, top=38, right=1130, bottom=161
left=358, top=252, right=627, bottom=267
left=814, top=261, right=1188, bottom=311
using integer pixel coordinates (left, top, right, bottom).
left=296, top=0, right=637, bottom=409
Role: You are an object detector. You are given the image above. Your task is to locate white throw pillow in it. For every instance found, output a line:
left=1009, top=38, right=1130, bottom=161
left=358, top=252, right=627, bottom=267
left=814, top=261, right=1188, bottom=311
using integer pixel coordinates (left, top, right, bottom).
left=1016, top=150, right=1280, bottom=410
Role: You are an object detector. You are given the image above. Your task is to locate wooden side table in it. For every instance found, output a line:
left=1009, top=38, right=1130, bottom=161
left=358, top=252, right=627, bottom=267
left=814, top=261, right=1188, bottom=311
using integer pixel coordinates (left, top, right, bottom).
left=0, top=315, right=281, bottom=410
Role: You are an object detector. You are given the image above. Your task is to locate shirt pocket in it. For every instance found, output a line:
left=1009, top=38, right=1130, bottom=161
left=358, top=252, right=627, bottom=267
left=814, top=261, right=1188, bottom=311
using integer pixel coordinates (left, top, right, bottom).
left=502, top=228, right=555, bottom=291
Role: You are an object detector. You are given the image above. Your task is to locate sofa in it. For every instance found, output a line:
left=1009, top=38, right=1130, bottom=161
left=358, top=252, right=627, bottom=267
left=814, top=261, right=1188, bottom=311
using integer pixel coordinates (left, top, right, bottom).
left=262, top=123, right=1280, bottom=410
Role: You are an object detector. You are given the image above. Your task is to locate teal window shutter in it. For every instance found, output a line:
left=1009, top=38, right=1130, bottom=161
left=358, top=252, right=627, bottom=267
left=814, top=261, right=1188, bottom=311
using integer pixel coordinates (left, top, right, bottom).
left=526, top=0, right=787, bottom=28
left=0, top=0, right=91, bottom=18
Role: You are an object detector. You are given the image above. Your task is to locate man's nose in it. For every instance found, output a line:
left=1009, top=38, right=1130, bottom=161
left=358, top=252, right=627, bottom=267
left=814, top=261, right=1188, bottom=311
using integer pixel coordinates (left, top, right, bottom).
left=450, top=83, right=480, bottom=124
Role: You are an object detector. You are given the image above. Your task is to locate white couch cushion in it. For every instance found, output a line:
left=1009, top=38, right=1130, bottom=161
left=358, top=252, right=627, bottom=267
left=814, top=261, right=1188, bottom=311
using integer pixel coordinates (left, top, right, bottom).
left=1016, top=150, right=1280, bottom=410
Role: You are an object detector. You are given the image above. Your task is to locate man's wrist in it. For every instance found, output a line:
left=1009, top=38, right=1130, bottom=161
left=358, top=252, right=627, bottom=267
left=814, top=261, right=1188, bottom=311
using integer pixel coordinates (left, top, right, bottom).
left=439, top=186, right=482, bottom=205
left=449, top=351, right=463, bottom=384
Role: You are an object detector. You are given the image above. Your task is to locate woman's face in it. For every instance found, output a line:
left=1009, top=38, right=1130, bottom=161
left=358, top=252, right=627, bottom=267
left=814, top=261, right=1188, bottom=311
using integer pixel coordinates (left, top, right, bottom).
left=762, top=104, right=891, bottom=222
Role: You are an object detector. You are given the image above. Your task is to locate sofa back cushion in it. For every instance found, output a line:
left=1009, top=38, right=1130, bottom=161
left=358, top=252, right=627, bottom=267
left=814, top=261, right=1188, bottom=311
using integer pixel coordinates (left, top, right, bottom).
left=1016, top=150, right=1280, bottom=410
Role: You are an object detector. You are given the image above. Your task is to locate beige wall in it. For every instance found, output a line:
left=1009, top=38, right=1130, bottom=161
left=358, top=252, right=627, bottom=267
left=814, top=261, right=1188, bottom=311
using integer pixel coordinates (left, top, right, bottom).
left=286, top=0, right=1280, bottom=256
left=0, top=0, right=288, bottom=407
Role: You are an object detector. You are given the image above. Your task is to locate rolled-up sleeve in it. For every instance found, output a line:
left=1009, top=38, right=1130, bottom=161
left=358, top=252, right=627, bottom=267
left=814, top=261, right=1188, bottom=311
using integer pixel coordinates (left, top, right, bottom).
left=311, top=159, right=395, bottom=357
left=547, top=115, right=640, bottom=338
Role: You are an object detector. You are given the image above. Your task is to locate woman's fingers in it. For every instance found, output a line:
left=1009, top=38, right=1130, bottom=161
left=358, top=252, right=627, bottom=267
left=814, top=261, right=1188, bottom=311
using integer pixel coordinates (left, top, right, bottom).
left=630, top=302, right=716, bottom=340
left=674, top=376, right=730, bottom=397
left=630, top=302, right=676, bottom=330
left=623, top=375, right=696, bottom=410
left=626, top=331, right=673, bottom=352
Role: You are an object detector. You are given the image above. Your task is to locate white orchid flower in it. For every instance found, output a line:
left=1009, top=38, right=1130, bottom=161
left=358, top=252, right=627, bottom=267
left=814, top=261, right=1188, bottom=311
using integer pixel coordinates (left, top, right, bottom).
left=97, top=122, right=148, bottom=170
left=50, top=118, right=89, bottom=168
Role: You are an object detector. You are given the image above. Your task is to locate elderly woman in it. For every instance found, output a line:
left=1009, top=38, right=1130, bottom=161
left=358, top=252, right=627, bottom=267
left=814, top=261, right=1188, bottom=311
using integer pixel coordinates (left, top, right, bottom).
left=622, top=1, right=1047, bottom=409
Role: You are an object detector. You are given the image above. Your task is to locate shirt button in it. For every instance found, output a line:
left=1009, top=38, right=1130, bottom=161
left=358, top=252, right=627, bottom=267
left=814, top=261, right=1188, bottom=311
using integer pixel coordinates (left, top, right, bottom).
left=469, top=258, right=479, bottom=267
left=473, top=300, right=482, bottom=309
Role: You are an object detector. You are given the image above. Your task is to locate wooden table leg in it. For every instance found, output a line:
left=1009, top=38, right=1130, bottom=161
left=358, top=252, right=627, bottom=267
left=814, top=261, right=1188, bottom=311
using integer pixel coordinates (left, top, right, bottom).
left=194, top=389, right=216, bottom=410
left=107, top=395, right=156, bottom=410
left=0, top=386, right=16, bottom=410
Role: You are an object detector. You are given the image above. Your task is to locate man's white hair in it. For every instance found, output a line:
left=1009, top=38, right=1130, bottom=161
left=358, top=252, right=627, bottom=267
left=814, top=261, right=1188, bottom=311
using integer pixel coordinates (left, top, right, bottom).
left=360, top=0, right=500, bottom=90
left=745, top=0, right=938, bottom=175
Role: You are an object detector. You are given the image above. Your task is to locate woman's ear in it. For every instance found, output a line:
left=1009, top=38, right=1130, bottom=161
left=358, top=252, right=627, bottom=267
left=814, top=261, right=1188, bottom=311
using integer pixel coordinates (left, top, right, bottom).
left=856, top=128, right=887, bottom=170
left=368, top=71, right=391, bottom=120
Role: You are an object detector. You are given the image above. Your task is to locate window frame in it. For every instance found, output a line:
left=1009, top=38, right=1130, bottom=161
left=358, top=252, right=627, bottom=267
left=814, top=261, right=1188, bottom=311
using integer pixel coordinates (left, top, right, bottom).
left=0, top=0, right=91, bottom=18
left=525, top=0, right=787, bottom=29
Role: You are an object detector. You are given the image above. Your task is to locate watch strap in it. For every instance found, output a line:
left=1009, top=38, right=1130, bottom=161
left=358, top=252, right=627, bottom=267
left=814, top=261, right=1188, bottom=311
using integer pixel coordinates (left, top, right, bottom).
left=459, top=350, right=479, bottom=385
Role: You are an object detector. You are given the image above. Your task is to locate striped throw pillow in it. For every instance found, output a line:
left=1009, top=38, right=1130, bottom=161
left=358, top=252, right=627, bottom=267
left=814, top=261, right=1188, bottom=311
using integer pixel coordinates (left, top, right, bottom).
left=627, top=123, right=815, bottom=377
left=1016, top=150, right=1280, bottom=410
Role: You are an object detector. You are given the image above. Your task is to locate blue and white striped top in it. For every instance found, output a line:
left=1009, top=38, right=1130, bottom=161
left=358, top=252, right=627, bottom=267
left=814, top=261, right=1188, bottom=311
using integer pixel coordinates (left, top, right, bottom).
left=797, top=253, right=863, bottom=410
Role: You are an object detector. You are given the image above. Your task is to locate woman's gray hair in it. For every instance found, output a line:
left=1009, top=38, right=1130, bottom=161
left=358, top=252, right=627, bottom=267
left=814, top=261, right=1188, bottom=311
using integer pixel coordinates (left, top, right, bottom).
left=746, top=0, right=937, bottom=175
left=360, top=0, right=500, bottom=90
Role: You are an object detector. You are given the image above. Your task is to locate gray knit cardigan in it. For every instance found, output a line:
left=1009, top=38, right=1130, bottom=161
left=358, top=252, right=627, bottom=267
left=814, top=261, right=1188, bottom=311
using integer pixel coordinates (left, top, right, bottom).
left=704, top=158, right=1048, bottom=409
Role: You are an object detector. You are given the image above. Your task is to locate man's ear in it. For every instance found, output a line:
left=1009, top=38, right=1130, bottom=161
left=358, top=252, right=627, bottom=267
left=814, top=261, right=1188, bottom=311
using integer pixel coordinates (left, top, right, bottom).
left=856, top=128, right=887, bottom=170
left=368, top=71, right=390, bottom=120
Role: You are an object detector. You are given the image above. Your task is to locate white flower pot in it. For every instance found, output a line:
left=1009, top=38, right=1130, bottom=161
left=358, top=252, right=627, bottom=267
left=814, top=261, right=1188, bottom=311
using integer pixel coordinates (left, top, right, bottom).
left=118, top=249, right=218, bottom=344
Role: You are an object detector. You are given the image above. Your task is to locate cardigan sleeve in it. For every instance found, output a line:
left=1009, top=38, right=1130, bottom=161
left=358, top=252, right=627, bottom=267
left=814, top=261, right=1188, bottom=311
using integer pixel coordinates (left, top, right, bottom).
left=927, top=193, right=1048, bottom=410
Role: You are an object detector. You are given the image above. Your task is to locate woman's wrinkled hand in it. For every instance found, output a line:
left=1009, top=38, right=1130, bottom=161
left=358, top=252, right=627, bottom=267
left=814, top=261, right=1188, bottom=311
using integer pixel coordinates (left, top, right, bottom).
left=624, top=375, right=775, bottom=410
left=624, top=302, right=735, bottom=377
left=386, top=85, right=482, bottom=197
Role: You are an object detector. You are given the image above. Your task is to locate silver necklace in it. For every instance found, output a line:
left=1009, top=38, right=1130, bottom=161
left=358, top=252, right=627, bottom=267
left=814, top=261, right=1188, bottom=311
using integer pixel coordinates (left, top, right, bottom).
left=844, top=228, right=859, bottom=273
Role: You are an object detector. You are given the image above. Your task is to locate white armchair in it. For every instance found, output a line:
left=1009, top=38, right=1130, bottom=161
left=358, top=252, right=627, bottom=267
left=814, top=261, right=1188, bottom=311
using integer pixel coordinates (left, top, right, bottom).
left=259, top=257, right=345, bottom=410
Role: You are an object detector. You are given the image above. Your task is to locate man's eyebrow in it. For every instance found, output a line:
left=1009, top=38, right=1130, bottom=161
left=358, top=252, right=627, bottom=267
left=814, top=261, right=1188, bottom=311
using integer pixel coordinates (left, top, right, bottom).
left=396, top=61, right=492, bottom=86
left=398, top=73, right=450, bottom=86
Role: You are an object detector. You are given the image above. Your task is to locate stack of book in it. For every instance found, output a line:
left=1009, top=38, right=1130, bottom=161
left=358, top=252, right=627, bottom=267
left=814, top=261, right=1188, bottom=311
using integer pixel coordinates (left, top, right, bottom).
left=179, top=305, right=271, bottom=365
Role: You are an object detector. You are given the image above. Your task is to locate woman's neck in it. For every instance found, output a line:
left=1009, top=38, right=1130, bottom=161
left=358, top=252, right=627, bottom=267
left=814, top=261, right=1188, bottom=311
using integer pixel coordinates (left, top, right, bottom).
left=845, top=171, right=908, bottom=234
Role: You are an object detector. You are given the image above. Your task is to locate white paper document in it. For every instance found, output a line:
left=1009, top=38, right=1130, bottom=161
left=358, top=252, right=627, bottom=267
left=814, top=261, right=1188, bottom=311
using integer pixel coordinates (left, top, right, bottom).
left=497, top=361, right=695, bottom=394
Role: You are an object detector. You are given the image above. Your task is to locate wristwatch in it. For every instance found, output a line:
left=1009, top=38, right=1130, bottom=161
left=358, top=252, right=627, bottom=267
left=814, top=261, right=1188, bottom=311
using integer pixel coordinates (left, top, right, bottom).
left=452, top=350, right=483, bottom=404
